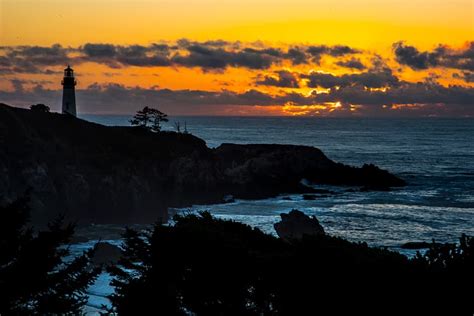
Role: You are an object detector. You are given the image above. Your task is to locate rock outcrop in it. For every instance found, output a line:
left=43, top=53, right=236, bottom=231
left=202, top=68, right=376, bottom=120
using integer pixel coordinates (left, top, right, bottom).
left=0, top=104, right=405, bottom=224
left=400, top=241, right=442, bottom=249
left=274, top=209, right=325, bottom=240
left=92, top=242, right=122, bottom=266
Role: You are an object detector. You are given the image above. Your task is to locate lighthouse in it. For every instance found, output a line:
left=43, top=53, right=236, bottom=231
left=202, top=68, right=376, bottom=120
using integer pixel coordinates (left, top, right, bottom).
left=61, top=65, right=77, bottom=116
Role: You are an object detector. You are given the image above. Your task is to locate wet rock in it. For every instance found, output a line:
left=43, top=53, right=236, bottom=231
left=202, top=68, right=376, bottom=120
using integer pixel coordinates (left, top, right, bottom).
left=274, top=209, right=325, bottom=241
left=92, top=242, right=122, bottom=266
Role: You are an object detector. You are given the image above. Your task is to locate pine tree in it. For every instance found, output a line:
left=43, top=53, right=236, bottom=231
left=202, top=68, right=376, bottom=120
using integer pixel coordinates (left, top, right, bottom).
left=0, top=197, right=100, bottom=315
left=130, top=106, right=169, bottom=132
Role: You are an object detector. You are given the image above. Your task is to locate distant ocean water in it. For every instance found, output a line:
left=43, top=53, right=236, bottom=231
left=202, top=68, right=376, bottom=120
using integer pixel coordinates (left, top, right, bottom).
left=81, top=115, right=474, bottom=252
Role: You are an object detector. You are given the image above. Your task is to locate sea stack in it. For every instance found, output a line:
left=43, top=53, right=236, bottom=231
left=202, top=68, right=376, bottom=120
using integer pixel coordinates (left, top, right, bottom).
left=61, top=65, right=77, bottom=116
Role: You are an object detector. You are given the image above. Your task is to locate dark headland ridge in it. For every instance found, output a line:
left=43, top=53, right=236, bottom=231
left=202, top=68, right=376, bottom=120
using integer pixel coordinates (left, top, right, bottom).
left=0, top=103, right=405, bottom=224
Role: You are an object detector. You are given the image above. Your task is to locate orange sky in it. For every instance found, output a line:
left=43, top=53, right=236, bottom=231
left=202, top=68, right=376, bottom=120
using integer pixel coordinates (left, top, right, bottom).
left=0, top=0, right=473, bottom=116
left=2, top=0, right=472, bottom=47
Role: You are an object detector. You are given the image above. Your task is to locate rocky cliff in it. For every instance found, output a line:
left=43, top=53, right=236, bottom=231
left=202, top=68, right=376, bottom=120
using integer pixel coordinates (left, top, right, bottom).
left=0, top=104, right=405, bottom=224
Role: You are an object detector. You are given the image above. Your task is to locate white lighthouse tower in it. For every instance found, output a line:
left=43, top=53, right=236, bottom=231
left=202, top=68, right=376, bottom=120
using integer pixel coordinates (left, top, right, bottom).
left=61, top=65, right=77, bottom=116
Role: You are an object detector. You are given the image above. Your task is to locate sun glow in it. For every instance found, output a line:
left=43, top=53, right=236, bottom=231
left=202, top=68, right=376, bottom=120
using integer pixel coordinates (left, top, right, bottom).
left=280, top=101, right=345, bottom=116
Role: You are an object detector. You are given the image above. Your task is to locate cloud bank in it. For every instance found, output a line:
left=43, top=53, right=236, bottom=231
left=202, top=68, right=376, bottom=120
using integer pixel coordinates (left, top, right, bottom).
left=1, top=80, right=472, bottom=116
left=0, top=40, right=362, bottom=73
left=1, top=40, right=473, bottom=116
left=393, top=42, right=474, bottom=71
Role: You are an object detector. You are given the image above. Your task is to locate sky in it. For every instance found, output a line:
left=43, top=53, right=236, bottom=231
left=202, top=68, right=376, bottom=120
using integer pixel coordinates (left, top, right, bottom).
left=0, top=0, right=473, bottom=116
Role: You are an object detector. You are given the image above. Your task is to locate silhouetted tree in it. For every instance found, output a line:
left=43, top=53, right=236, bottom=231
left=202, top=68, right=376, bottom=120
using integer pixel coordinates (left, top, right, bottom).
left=174, top=121, right=181, bottom=133
left=130, top=106, right=168, bottom=132
left=30, top=103, right=50, bottom=112
left=183, top=121, right=189, bottom=134
left=0, top=196, right=100, bottom=315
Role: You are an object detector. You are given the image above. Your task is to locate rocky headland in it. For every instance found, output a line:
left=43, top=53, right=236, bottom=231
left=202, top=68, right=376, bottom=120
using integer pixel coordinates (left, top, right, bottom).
left=0, top=104, right=405, bottom=224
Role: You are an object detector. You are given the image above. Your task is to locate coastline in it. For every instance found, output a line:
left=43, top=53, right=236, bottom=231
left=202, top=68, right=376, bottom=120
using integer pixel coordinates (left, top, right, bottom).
left=0, top=103, right=404, bottom=225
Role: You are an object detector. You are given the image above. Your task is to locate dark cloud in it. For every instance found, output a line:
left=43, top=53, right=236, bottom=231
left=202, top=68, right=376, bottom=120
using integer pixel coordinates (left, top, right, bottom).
left=150, top=43, right=173, bottom=52
left=81, top=43, right=171, bottom=67
left=172, top=45, right=281, bottom=70
left=336, top=58, right=366, bottom=70
left=8, top=79, right=53, bottom=92
left=0, top=56, right=11, bottom=67
left=1, top=81, right=472, bottom=117
left=309, top=82, right=473, bottom=108
left=393, top=42, right=440, bottom=69
left=255, top=70, right=300, bottom=88
left=307, top=45, right=360, bottom=64
left=0, top=44, right=71, bottom=73
left=303, top=68, right=399, bottom=89
left=116, top=45, right=171, bottom=67
left=370, top=55, right=391, bottom=72
left=10, top=61, right=57, bottom=74
left=176, top=39, right=226, bottom=49
left=0, top=41, right=363, bottom=73
left=453, top=71, right=474, bottom=83
left=393, top=42, right=474, bottom=71
left=10, top=79, right=24, bottom=92
left=6, top=44, right=70, bottom=65
left=82, top=43, right=117, bottom=58
left=285, top=47, right=307, bottom=65
left=330, top=45, right=360, bottom=56
left=0, top=58, right=14, bottom=75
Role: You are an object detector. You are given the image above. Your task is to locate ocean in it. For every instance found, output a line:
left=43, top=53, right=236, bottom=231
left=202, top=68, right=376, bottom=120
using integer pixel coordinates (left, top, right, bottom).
left=81, top=115, right=474, bottom=251
left=77, top=115, right=474, bottom=312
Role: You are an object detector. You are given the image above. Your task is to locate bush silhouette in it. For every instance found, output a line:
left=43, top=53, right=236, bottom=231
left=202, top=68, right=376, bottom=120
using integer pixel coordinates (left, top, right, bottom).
left=29, top=103, right=50, bottom=112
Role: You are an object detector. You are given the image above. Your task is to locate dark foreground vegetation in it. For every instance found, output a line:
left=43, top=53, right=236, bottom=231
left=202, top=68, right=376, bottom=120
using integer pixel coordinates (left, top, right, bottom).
left=0, top=197, right=100, bottom=315
left=108, top=212, right=474, bottom=316
left=1, top=198, right=473, bottom=315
